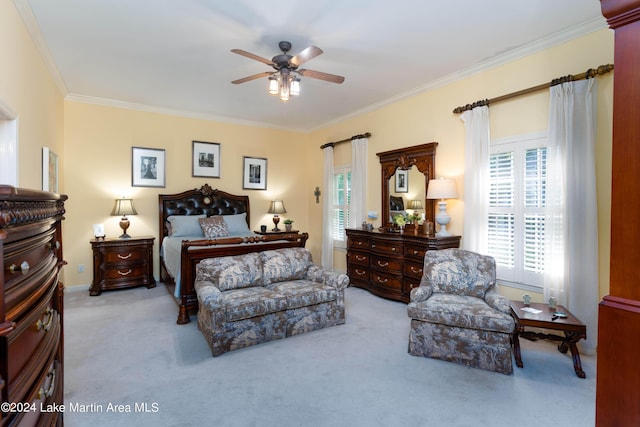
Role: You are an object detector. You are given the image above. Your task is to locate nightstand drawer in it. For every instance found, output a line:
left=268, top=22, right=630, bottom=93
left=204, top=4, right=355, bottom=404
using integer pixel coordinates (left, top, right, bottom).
left=103, top=247, right=148, bottom=263
left=101, top=264, right=146, bottom=281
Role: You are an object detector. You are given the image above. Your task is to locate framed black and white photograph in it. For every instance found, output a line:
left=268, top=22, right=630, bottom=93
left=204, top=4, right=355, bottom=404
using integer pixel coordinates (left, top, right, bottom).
left=132, top=146, right=166, bottom=187
left=42, top=147, right=58, bottom=192
left=192, top=141, right=221, bottom=178
left=243, top=156, right=267, bottom=190
left=395, top=169, right=409, bottom=193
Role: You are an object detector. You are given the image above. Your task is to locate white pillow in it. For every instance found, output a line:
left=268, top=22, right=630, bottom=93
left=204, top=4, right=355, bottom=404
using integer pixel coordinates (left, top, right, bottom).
left=223, top=213, right=252, bottom=235
left=167, top=215, right=205, bottom=237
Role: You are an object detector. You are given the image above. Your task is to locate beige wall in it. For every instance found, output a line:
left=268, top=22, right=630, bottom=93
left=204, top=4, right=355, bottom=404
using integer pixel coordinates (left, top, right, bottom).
left=0, top=1, right=64, bottom=190
left=63, top=102, right=310, bottom=286
left=308, top=28, right=614, bottom=301
left=3, top=2, right=614, bottom=301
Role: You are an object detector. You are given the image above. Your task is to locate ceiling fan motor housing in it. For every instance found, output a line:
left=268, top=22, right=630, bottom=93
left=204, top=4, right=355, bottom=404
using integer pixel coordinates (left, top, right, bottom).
left=272, top=41, right=295, bottom=71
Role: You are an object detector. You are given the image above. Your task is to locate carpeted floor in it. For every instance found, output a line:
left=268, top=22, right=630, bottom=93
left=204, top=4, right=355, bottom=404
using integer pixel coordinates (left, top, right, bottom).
left=63, top=284, right=596, bottom=427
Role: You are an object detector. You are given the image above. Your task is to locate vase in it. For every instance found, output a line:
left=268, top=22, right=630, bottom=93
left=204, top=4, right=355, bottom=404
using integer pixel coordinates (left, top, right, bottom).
left=285, top=224, right=292, bottom=232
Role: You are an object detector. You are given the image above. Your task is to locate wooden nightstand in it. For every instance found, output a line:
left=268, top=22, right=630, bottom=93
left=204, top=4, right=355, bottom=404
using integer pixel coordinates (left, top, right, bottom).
left=89, top=236, right=155, bottom=296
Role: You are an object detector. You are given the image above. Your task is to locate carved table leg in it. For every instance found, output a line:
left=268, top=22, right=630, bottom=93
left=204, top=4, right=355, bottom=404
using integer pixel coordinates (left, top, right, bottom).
left=512, top=327, right=523, bottom=368
left=563, top=331, right=586, bottom=379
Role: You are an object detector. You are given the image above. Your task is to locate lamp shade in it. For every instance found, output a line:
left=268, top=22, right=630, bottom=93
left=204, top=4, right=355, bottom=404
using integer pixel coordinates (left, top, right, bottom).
left=267, top=200, right=287, bottom=214
left=111, top=198, right=138, bottom=216
left=427, top=178, right=458, bottom=200
left=408, top=200, right=423, bottom=210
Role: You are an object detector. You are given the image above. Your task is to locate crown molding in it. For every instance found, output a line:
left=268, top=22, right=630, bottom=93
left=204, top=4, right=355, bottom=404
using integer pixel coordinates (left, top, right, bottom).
left=64, top=94, right=309, bottom=133
left=12, top=0, right=68, bottom=96
left=312, top=16, right=609, bottom=132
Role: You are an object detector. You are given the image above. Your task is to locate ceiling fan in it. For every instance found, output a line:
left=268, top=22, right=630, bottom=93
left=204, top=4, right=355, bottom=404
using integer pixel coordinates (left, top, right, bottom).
left=231, top=41, right=345, bottom=101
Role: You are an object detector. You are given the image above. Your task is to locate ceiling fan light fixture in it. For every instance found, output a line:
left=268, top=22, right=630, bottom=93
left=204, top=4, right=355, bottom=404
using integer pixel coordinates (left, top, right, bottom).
left=290, top=77, right=301, bottom=96
left=268, top=76, right=279, bottom=95
left=279, top=76, right=290, bottom=101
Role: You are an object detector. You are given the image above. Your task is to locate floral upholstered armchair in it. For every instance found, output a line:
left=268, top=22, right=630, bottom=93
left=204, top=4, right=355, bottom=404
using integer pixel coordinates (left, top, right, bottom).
left=407, top=249, right=516, bottom=374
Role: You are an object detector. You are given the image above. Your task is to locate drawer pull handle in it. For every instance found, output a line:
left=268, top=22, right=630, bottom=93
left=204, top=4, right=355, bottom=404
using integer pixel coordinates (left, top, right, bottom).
left=410, top=266, right=422, bottom=274
left=377, top=261, right=389, bottom=267
left=38, top=367, right=56, bottom=400
left=371, top=244, right=376, bottom=248
left=355, top=269, right=366, bottom=276
left=118, top=253, right=133, bottom=260
left=392, top=247, right=397, bottom=251
left=9, top=261, right=30, bottom=275
left=376, top=276, right=388, bottom=284
left=355, top=255, right=366, bottom=261
left=36, top=307, right=54, bottom=332
left=117, top=269, right=133, bottom=276
left=412, top=250, right=419, bottom=255
left=48, top=240, right=61, bottom=251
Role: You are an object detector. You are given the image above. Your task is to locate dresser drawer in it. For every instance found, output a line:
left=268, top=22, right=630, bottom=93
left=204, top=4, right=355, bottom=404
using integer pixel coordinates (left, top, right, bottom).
left=371, top=255, right=402, bottom=273
left=370, top=239, right=402, bottom=256
left=347, top=265, right=370, bottom=283
left=404, top=261, right=424, bottom=279
left=404, top=243, right=427, bottom=261
left=103, top=247, right=148, bottom=263
left=404, top=278, right=422, bottom=295
left=347, top=250, right=369, bottom=266
left=347, top=236, right=369, bottom=250
left=371, top=271, right=402, bottom=291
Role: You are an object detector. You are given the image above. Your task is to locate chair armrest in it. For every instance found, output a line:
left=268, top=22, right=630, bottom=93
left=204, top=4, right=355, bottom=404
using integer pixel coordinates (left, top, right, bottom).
left=410, top=285, right=433, bottom=302
left=305, top=265, right=350, bottom=290
left=484, top=286, right=511, bottom=315
left=194, top=280, right=224, bottom=310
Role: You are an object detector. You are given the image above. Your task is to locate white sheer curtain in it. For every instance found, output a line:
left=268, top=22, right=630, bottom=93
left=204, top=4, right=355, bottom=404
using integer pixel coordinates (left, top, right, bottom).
left=545, top=79, right=599, bottom=353
left=349, top=137, right=368, bottom=228
left=321, top=146, right=335, bottom=269
left=461, top=106, right=490, bottom=254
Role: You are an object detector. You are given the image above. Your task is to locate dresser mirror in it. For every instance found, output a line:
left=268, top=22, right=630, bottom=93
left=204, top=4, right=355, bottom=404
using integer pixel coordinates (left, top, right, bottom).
left=377, top=143, right=438, bottom=228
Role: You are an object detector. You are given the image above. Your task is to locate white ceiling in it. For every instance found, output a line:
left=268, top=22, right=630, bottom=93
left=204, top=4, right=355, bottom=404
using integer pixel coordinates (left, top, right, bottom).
left=17, top=0, right=606, bottom=132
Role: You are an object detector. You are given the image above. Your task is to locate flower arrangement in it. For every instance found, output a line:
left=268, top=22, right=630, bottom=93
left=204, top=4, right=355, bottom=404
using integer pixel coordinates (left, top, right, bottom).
left=392, top=214, right=406, bottom=227
left=283, top=219, right=294, bottom=225
left=410, top=212, right=421, bottom=223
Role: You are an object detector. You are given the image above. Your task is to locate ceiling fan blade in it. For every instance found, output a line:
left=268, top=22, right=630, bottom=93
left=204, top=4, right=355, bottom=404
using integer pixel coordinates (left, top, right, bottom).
left=290, top=46, right=323, bottom=67
left=298, top=69, right=345, bottom=84
left=231, top=49, right=273, bottom=66
left=231, top=72, right=273, bottom=85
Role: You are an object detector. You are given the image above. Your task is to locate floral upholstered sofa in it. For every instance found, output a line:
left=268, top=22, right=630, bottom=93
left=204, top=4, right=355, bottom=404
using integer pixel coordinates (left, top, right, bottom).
left=194, top=247, right=349, bottom=356
left=407, top=249, right=516, bottom=374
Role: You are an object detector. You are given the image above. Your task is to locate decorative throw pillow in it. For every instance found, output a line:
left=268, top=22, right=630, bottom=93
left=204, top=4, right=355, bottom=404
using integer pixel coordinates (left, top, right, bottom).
left=199, top=216, right=230, bottom=238
left=167, top=214, right=205, bottom=237
left=222, top=212, right=252, bottom=235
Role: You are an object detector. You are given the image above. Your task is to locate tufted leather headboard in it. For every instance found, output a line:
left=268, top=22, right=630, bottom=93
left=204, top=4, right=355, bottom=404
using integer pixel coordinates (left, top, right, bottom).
left=158, top=184, right=250, bottom=239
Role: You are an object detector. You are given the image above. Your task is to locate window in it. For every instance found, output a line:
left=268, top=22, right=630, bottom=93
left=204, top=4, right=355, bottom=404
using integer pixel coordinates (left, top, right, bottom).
left=488, top=134, right=547, bottom=289
left=0, top=114, right=18, bottom=186
left=332, top=166, right=351, bottom=247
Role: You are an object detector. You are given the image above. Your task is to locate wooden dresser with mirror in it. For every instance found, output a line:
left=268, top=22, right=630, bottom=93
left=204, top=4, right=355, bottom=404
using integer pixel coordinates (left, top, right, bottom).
left=346, top=142, right=461, bottom=302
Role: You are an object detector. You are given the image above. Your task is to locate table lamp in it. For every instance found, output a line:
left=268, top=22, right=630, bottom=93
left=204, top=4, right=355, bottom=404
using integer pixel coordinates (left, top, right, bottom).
left=267, top=200, right=287, bottom=231
left=426, top=178, right=457, bottom=237
left=111, top=198, right=137, bottom=238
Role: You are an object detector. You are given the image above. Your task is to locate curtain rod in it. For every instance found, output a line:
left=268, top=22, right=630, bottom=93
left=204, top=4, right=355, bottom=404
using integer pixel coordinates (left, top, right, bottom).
left=452, top=64, right=614, bottom=114
left=320, top=132, right=372, bottom=150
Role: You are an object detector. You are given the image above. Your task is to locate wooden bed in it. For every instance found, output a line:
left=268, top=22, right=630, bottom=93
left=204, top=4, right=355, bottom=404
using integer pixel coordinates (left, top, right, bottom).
left=159, top=184, right=308, bottom=324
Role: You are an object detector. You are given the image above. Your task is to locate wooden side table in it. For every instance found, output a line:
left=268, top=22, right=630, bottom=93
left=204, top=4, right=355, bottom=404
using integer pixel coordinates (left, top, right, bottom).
left=254, top=229, right=299, bottom=235
left=509, top=300, right=587, bottom=378
left=90, top=236, right=155, bottom=296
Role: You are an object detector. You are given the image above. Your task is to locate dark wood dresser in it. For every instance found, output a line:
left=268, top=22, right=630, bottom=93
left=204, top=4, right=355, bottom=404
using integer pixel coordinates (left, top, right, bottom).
left=346, top=228, right=460, bottom=303
left=0, top=186, right=67, bottom=426
left=90, top=236, right=155, bottom=296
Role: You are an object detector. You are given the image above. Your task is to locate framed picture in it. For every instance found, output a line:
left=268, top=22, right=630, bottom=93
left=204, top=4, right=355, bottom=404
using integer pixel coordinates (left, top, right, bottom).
left=243, top=156, right=267, bottom=190
left=42, top=147, right=58, bottom=192
left=132, top=147, right=166, bottom=187
left=395, top=169, right=409, bottom=193
left=192, top=141, right=220, bottom=178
